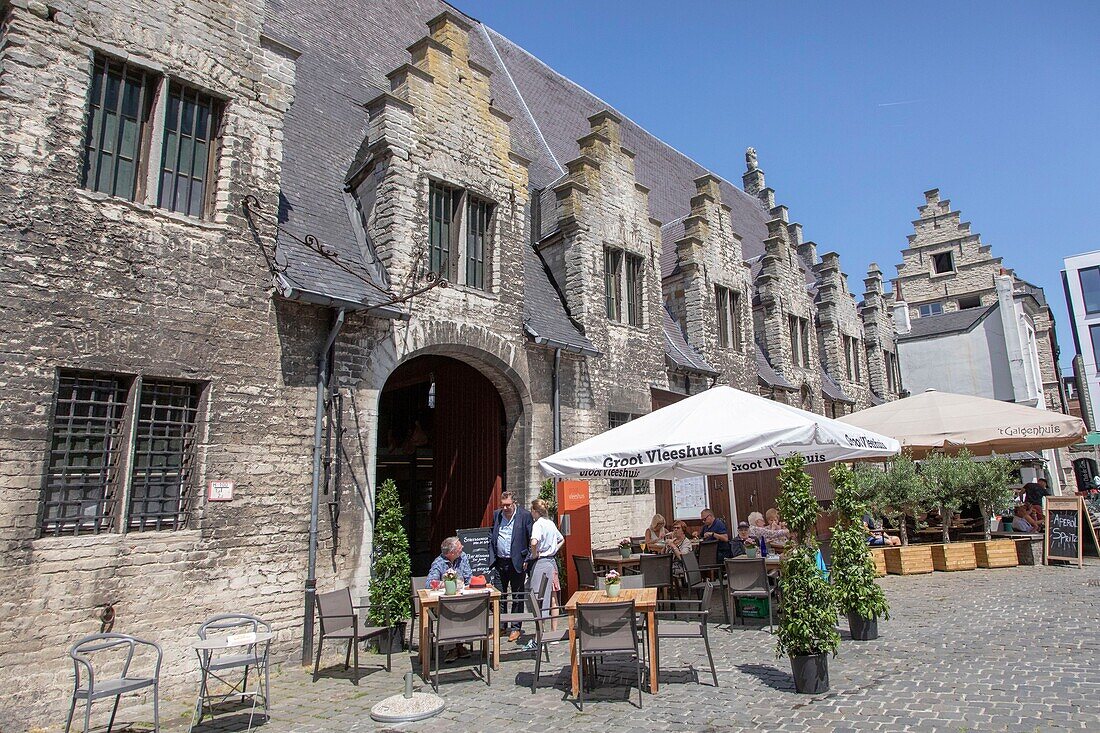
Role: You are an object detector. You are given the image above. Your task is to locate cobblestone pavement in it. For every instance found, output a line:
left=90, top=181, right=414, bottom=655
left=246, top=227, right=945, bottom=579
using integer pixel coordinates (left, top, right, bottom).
left=140, top=562, right=1100, bottom=732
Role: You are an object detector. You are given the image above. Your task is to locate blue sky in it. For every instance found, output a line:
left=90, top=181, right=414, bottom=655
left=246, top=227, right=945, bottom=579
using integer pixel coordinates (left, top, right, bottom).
left=458, top=0, right=1100, bottom=368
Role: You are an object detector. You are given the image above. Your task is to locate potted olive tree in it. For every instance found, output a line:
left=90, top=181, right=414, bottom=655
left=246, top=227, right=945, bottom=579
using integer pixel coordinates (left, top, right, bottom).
left=830, top=463, right=889, bottom=640
left=969, top=453, right=1019, bottom=568
left=367, top=478, right=411, bottom=653
left=857, top=453, right=935, bottom=575
left=775, top=455, right=839, bottom=693
left=921, top=452, right=977, bottom=572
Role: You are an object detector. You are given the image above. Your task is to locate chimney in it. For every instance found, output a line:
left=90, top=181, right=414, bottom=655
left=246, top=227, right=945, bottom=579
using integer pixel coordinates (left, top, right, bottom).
left=892, top=301, right=911, bottom=335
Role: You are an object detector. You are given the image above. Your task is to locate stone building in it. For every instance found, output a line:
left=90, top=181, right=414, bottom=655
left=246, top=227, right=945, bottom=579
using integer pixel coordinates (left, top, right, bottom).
left=0, top=0, right=899, bottom=722
left=891, top=189, right=1071, bottom=487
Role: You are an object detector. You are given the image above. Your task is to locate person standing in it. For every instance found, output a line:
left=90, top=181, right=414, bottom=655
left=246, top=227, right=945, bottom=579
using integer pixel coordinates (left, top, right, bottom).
left=528, top=498, right=564, bottom=614
left=489, top=491, right=533, bottom=643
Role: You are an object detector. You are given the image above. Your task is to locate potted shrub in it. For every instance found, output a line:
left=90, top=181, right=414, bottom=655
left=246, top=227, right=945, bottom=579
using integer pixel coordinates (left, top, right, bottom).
left=921, top=452, right=977, bottom=572
left=856, top=454, right=934, bottom=575
left=367, top=478, right=411, bottom=654
left=968, top=453, right=1019, bottom=568
left=830, top=464, right=889, bottom=641
left=618, top=538, right=632, bottom=559
left=775, top=455, right=840, bottom=694
left=604, top=569, right=621, bottom=597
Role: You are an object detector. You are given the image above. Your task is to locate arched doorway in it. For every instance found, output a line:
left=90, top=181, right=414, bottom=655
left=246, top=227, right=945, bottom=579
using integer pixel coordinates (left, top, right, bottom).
left=376, top=355, right=506, bottom=575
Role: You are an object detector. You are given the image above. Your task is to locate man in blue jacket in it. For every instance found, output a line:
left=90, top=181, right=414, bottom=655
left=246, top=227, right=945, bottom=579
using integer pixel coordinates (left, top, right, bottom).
left=489, top=491, right=533, bottom=642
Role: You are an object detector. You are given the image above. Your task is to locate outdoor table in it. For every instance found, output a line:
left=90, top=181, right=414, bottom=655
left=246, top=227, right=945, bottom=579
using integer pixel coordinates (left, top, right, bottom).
left=564, top=587, right=658, bottom=697
left=416, top=585, right=501, bottom=678
left=189, top=630, right=273, bottom=732
left=592, top=552, right=642, bottom=574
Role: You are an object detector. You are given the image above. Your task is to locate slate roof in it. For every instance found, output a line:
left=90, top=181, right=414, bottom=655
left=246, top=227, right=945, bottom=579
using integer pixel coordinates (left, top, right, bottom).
left=263, top=0, right=817, bottom=362
left=755, top=343, right=794, bottom=390
left=898, top=304, right=995, bottom=341
left=821, top=370, right=855, bottom=404
left=662, top=307, right=717, bottom=376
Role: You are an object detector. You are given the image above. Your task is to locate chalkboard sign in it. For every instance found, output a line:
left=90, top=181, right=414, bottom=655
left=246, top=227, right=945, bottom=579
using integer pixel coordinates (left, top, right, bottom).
left=457, top=526, right=499, bottom=586
left=1044, top=496, right=1100, bottom=568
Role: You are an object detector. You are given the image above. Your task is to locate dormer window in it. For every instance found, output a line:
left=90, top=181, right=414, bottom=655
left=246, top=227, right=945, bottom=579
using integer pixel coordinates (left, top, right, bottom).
left=931, top=251, right=955, bottom=274
left=427, top=181, right=494, bottom=291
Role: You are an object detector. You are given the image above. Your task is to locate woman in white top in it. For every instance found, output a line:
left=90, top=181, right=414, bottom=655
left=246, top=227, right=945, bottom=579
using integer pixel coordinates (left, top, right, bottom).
left=644, top=513, right=668, bottom=550
left=528, top=498, right=564, bottom=613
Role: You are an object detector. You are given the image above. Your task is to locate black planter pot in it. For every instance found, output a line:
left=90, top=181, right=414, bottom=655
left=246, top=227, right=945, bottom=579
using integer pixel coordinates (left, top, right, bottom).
left=789, top=653, right=829, bottom=694
left=847, top=612, right=879, bottom=641
left=375, top=623, right=405, bottom=654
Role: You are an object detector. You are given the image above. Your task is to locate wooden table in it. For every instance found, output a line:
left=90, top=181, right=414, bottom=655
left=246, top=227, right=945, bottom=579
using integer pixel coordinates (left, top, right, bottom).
left=564, top=587, right=658, bottom=696
left=416, top=586, right=501, bottom=678
left=592, top=552, right=642, bottom=574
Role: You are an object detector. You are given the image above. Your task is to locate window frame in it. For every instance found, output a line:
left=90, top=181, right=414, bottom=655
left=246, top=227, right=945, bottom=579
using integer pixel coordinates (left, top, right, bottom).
left=788, top=315, right=810, bottom=368
left=957, top=295, right=982, bottom=310
left=603, top=247, right=645, bottom=327
left=607, top=411, right=650, bottom=496
left=918, top=302, right=944, bottom=318
left=38, top=369, right=205, bottom=538
left=716, top=285, right=743, bottom=351
left=80, top=52, right=225, bottom=220
left=156, top=81, right=224, bottom=219
left=931, top=250, right=955, bottom=275
left=1079, top=266, right=1100, bottom=315
left=427, top=180, right=495, bottom=291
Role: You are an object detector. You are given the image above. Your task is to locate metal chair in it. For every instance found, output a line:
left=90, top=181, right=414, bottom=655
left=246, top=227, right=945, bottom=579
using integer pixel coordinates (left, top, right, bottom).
left=697, top=540, right=721, bottom=575
left=596, top=573, right=646, bottom=590
left=500, top=574, right=550, bottom=631
left=654, top=581, right=718, bottom=687
left=313, top=588, right=393, bottom=684
left=682, top=550, right=728, bottom=622
left=639, top=553, right=673, bottom=598
left=408, top=575, right=428, bottom=650
left=65, top=633, right=162, bottom=733
left=576, top=601, right=644, bottom=710
left=573, top=555, right=599, bottom=590
left=428, top=594, right=493, bottom=692
left=725, top=557, right=775, bottom=632
left=525, top=582, right=569, bottom=693
left=194, top=614, right=271, bottom=726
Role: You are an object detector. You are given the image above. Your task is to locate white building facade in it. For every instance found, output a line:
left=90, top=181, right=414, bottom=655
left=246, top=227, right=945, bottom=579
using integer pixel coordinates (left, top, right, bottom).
left=1061, top=250, right=1100, bottom=428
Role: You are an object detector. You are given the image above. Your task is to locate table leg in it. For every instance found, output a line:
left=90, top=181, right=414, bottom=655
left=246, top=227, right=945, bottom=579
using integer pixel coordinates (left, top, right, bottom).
left=569, top=611, right=579, bottom=697
left=492, top=597, right=500, bottom=670
left=646, top=609, right=658, bottom=693
left=419, top=606, right=430, bottom=678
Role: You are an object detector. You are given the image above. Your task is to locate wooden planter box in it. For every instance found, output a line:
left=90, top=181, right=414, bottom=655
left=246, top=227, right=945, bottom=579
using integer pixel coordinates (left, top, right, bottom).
left=869, top=547, right=887, bottom=577
left=974, top=539, right=1019, bottom=568
left=883, top=545, right=934, bottom=575
left=931, top=542, right=977, bottom=572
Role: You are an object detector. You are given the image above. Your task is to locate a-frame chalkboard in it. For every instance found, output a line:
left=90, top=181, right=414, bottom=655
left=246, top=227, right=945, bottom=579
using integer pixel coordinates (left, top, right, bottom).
left=1045, top=496, right=1100, bottom=568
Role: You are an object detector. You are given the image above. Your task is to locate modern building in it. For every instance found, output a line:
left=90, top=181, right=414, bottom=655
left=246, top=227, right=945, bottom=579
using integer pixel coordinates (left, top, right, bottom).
left=0, top=0, right=901, bottom=721
left=891, top=189, right=1071, bottom=487
left=1060, top=250, right=1100, bottom=487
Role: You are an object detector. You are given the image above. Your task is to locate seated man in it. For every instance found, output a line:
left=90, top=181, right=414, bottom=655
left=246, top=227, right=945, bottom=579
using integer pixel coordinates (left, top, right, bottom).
left=426, top=536, right=474, bottom=661
left=863, top=514, right=901, bottom=546
left=694, top=508, right=732, bottom=560
left=729, top=521, right=761, bottom=558
left=1011, top=505, right=1038, bottom=533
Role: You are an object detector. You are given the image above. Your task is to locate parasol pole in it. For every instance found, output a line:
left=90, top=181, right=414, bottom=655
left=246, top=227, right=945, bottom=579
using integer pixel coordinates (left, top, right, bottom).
left=726, top=456, right=740, bottom=528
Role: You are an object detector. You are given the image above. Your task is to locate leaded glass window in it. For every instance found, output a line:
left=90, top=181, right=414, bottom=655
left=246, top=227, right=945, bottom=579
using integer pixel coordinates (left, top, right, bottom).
left=158, top=83, right=222, bottom=218
left=465, top=197, right=492, bottom=290
left=81, top=56, right=154, bottom=201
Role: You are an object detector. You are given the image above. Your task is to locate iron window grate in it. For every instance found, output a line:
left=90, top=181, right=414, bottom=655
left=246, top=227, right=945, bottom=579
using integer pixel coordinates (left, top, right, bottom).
left=40, top=373, right=129, bottom=536
left=128, top=380, right=200, bottom=531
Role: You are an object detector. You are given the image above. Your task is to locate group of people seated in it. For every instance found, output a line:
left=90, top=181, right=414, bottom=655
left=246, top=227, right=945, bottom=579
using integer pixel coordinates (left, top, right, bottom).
left=641, top=507, right=793, bottom=579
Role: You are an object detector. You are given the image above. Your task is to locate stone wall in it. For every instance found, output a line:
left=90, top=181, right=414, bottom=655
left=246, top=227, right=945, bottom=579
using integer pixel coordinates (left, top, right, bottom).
left=814, top=251, right=872, bottom=412
left=859, top=263, right=902, bottom=400
left=663, top=174, right=757, bottom=392
left=0, top=0, right=341, bottom=725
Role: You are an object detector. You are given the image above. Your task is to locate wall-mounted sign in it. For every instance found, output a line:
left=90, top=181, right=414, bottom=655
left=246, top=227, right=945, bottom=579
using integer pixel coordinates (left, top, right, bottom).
left=207, top=481, right=235, bottom=502
left=672, top=475, right=708, bottom=520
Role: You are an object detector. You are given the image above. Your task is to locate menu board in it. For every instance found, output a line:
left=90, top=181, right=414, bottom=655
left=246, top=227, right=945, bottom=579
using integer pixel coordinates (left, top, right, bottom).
left=672, top=476, right=708, bottom=520
left=1044, top=496, right=1100, bottom=568
left=457, top=526, right=498, bottom=585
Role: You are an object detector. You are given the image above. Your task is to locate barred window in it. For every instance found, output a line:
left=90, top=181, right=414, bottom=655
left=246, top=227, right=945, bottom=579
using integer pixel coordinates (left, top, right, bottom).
left=716, top=286, right=742, bottom=350
left=128, top=380, right=200, bottom=531
left=608, top=412, right=650, bottom=496
left=81, top=56, right=155, bottom=201
left=465, top=197, right=492, bottom=290
left=625, top=253, right=644, bottom=327
left=158, top=83, right=222, bottom=218
left=428, top=182, right=455, bottom=279
left=39, top=371, right=203, bottom=537
left=40, top=373, right=129, bottom=536
left=604, top=248, right=623, bottom=321
left=80, top=53, right=223, bottom=219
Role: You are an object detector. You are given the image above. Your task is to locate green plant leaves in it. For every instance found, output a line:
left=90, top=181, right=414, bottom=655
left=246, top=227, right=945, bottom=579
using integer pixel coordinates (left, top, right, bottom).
left=367, top=478, right=412, bottom=626
left=829, top=464, right=889, bottom=621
